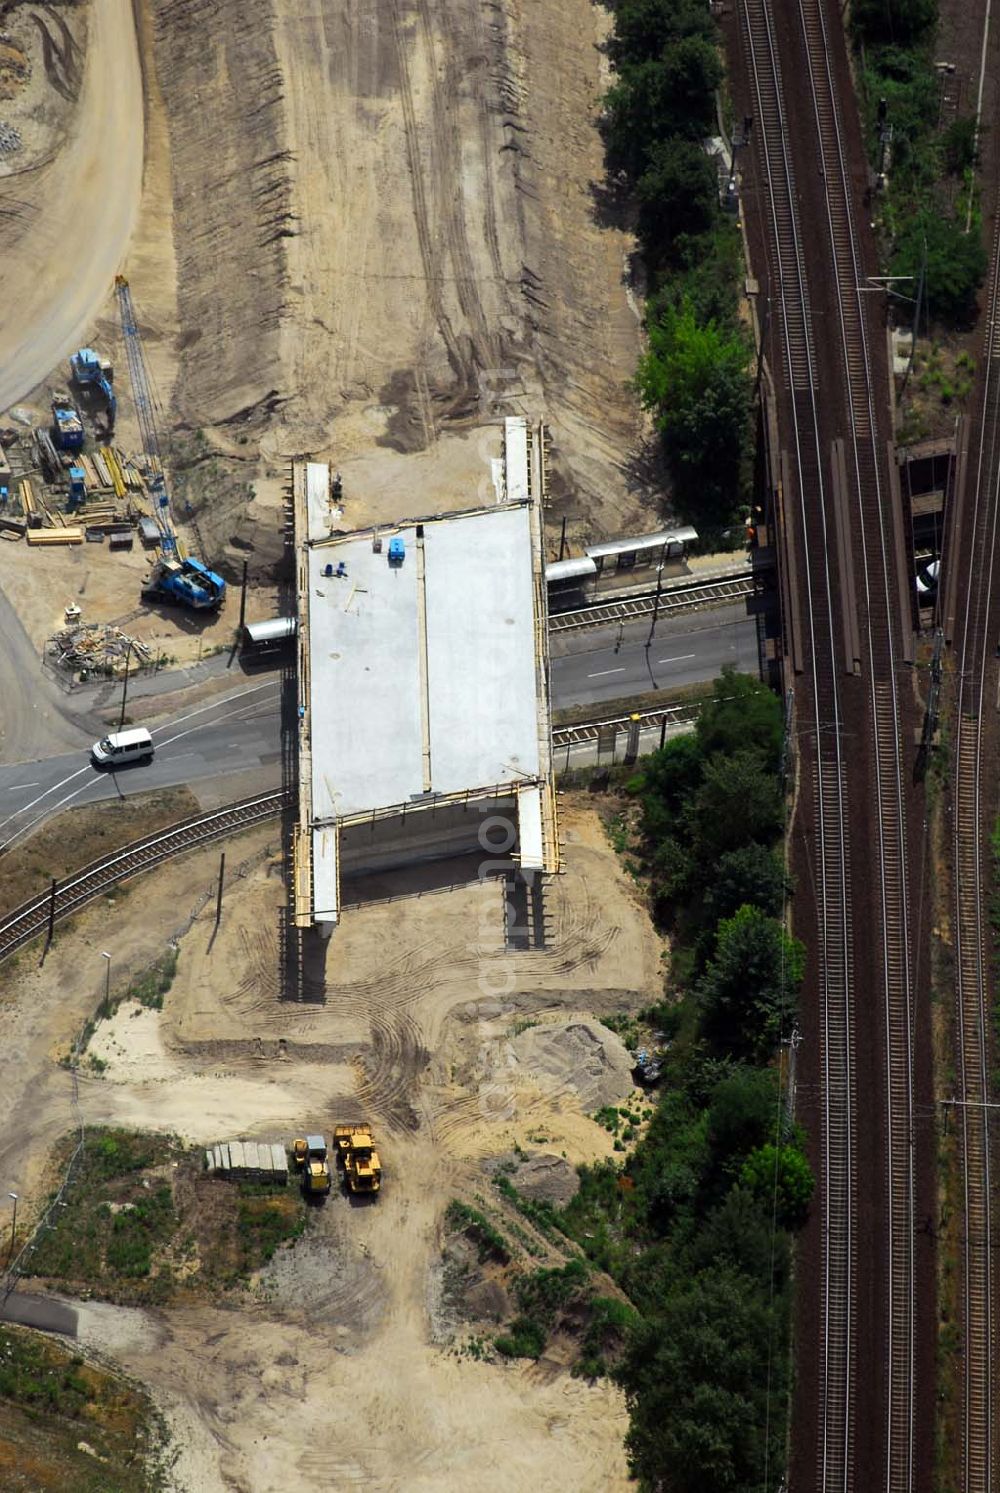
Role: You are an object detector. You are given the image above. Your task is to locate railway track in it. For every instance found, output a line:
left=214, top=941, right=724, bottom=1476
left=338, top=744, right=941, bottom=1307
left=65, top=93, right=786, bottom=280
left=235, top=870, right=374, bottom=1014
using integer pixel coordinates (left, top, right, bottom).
left=551, top=698, right=706, bottom=746
left=740, top=6, right=857, bottom=1482
left=741, top=0, right=918, bottom=1486
left=948, top=205, right=1000, bottom=1493
left=0, top=789, right=288, bottom=964
left=548, top=572, right=757, bottom=631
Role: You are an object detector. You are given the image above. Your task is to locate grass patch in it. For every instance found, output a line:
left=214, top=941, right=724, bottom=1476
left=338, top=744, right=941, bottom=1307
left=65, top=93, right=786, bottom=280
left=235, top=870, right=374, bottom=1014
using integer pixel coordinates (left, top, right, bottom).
left=0, top=1324, right=167, bottom=1491
left=0, top=789, right=199, bottom=923
left=26, top=1130, right=307, bottom=1303
left=445, top=1201, right=511, bottom=1264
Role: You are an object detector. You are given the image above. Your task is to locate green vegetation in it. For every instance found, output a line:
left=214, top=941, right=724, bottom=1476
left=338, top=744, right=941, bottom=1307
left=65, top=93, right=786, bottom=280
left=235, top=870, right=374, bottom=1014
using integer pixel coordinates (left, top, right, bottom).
left=445, top=1201, right=511, bottom=1264
left=73, top=949, right=180, bottom=1063
left=495, top=1258, right=593, bottom=1360
left=0, top=1324, right=166, bottom=1491
left=556, top=669, right=809, bottom=1491
left=27, top=1129, right=306, bottom=1303
left=604, top=0, right=751, bottom=533
left=854, top=0, right=986, bottom=325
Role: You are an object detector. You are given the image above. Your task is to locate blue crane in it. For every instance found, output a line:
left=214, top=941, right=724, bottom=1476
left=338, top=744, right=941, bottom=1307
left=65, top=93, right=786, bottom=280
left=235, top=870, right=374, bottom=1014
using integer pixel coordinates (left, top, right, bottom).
left=115, top=276, right=226, bottom=611
left=114, top=274, right=175, bottom=553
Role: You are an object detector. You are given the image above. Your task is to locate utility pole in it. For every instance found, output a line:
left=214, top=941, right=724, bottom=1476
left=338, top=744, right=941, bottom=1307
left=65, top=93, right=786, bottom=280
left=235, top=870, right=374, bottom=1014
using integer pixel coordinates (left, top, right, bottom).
left=215, top=852, right=226, bottom=926
left=7, top=1193, right=17, bottom=1265
left=238, top=560, right=249, bottom=632
left=101, top=950, right=111, bottom=1009
left=557, top=516, right=567, bottom=562
left=46, top=877, right=57, bottom=947
left=118, top=642, right=133, bottom=732
left=644, top=549, right=667, bottom=651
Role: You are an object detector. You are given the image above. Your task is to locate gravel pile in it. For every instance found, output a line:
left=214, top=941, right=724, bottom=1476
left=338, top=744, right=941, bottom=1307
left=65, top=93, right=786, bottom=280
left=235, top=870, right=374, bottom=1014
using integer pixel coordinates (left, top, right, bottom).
left=0, top=121, right=21, bottom=154
left=508, top=1019, right=635, bottom=1110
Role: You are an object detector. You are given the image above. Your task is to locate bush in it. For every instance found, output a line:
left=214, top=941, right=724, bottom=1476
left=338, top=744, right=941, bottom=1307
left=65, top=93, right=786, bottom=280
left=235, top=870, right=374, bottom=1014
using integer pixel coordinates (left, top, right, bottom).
left=893, top=210, right=988, bottom=325
left=697, top=905, right=803, bottom=1059
left=740, top=1142, right=815, bottom=1227
left=852, top=0, right=936, bottom=45
left=636, top=301, right=751, bottom=528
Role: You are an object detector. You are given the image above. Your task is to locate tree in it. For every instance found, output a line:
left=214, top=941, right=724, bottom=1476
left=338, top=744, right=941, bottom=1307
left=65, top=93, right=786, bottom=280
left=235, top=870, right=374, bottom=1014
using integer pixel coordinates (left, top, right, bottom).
left=893, top=210, right=987, bottom=326
left=608, top=0, right=714, bottom=67
left=628, top=731, right=705, bottom=843
left=851, top=0, right=936, bottom=46
left=636, top=300, right=751, bottom=526
left=741, top=1143, right=815, bottom=1228
left=707, top=1066, right=780, bottom=1171
left=697, top=905, right=803, bottom=1059
left=647, top=220, right=743, bottom=327
left=688, top=1185, right=791, bottom=1284
left=637, top=139, right=720, bottom=267
left=686, top=750, right=783, bottom=864
left=705, top=843, right=790, bottom=924
left=617, top=1266, right=785, bottom=1493
left=604, top=39, right=722, bottom=179
left=696, top=666, right=784, bottom=770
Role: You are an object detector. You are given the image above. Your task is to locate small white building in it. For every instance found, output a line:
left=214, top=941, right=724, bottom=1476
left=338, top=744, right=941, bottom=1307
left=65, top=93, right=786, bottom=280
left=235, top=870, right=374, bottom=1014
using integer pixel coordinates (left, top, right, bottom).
left=292, top=423, right=558, bottom=931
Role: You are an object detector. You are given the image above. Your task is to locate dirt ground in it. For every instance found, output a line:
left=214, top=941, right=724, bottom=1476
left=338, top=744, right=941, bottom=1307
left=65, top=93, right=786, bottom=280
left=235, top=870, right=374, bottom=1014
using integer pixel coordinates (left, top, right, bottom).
left=2, top=800, right=662, bottom=1489
left=0, top=0, right=653, bottom=673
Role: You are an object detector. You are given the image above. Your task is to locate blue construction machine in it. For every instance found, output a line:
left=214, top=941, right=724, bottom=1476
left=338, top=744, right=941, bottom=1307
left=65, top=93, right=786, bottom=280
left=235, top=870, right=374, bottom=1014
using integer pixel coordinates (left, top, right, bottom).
left=70, top=348, right=116, bottom=430
left=115, top=275, right=227, bottom=613
left=51, top=399, right=84, bottom=452
left=143, top=554, right=226, bottom=611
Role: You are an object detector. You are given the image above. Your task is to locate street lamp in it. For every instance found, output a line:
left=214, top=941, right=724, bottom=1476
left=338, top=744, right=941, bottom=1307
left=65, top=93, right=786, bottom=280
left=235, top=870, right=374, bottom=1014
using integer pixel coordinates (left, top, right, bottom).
left=7, top=1191, right=18, bottom=1263
left=101, top=950, right=111, bottom=1007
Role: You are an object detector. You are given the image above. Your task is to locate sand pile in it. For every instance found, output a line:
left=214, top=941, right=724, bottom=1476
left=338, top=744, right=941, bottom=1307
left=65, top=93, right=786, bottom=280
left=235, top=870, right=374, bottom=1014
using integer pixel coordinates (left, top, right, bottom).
left=508, top=1019, right=634, bottom=1111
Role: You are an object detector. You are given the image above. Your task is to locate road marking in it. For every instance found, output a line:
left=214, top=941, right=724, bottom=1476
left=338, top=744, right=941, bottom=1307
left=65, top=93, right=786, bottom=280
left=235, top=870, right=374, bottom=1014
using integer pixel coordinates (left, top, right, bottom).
left=6, top=782, right=40, bottom=791
left=152, top=678, right=278, bottom=744
left=656, top=654, right=696, bottom=664
left=587, top=667, right=626, bottom=678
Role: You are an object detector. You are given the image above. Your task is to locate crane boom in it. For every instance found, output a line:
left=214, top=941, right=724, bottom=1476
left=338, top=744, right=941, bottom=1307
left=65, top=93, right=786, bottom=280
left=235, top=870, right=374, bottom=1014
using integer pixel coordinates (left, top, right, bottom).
left=114, top=275, right=176, bottom=553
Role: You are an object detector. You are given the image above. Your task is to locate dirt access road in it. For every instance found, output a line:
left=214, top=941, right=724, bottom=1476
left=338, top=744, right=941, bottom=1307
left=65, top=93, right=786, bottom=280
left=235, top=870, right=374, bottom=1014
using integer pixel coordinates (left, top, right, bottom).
left=0, top=804, right=662, bottom=1490
left=0, top=0, right=143, bottom=412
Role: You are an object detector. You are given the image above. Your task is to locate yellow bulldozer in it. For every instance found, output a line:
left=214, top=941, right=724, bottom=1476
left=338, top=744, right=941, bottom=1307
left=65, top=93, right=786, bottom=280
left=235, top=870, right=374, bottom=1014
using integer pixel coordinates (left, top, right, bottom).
left=334, top=1124, right=382, bottom=1196
left=292, top=1134, right=331, bottom=1196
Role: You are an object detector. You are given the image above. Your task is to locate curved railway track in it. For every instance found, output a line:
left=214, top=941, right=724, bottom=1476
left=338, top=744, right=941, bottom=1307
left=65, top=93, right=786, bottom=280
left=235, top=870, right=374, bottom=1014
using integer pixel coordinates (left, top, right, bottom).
left=740, top=0, right=917, bottom=1487
left=0, top=789, right=288, bottom=964
left=949, top=207, right=1000, bottom=1493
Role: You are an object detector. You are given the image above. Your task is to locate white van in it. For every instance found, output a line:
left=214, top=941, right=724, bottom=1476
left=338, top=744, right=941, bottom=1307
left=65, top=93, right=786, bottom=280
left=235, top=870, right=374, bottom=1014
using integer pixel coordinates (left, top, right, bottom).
left=91, top=728, right=154, bottom=768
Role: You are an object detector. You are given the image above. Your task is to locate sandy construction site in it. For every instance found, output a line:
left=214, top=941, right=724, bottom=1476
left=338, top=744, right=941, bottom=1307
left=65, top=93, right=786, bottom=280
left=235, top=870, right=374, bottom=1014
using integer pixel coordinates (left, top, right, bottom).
left=0, top=0, right=652, bottom=596
left=0, top=0, right=664, bottom=1484
left=0, top=801, right=663, bottom=1489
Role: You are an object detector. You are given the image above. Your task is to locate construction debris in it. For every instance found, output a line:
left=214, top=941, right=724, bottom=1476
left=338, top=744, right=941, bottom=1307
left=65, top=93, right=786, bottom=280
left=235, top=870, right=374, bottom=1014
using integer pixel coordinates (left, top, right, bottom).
left=48, top=621, right=151, bottom=675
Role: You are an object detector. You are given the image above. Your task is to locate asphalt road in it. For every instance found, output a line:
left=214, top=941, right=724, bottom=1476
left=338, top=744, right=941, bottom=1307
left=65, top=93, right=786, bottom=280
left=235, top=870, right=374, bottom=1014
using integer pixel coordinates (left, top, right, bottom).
left=549, top=603, right=758, bottom=708
left=0, top=605, right=758, bottom=850
left=0, top=679, right=283, bottom=853
left=0, top=1288, right=77, bottom=1338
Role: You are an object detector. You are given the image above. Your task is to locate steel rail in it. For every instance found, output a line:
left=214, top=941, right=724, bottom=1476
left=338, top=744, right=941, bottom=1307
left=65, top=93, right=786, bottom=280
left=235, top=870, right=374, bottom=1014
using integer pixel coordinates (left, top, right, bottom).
left=548, top=573, right=757, bottom=631
left=0, top=789, right=289, bottom=964
left=795, top=1, right=917, bottom=1487
left=740, top=4, right=856, bottom=1485
left=950, top=200, right=1000, bottom=1493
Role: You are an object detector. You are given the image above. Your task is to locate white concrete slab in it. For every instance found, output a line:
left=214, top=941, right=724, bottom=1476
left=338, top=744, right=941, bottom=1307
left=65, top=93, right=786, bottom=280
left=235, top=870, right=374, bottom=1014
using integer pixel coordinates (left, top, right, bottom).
left=312, top=824, right=340, bottom=925
left=308, top=505, right=541, bottom=818
left=307, top=461, right=342, bottom=543
left=517, top=784, right=544, bottom=870
left=423, top=506, right=540, bottom=792
left=504, top=416, right=529, bottom=504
